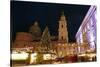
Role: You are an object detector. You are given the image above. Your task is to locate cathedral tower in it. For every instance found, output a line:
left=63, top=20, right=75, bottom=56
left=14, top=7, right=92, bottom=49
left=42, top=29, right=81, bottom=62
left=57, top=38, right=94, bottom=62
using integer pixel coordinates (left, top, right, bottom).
left=58, top=11, right=68, bottom=43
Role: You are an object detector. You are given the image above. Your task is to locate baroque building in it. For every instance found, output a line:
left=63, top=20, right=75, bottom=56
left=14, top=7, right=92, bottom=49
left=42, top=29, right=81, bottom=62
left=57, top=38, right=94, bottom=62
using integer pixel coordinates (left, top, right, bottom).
left=58, top=11, right=68, bottom=43
left=12, top=11, right=78, bottom=60
left=29, top=21, right=42, bottom=41
left=11, top=6, right=97, bottom=64
left=75, top=6, right=96, bottom=54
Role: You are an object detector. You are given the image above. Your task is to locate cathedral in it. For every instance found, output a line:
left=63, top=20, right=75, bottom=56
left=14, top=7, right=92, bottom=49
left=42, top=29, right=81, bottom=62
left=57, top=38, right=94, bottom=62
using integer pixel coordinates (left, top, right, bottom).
left=11, top=6, right=96, bottom=64
left=12, top=11, right=78, bottom=59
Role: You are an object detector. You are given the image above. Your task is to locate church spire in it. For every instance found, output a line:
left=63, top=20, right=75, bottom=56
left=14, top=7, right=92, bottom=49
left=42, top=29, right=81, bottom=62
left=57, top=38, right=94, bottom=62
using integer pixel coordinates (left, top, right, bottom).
left=61, top=11, right=64, bottom=16
left=34, top=21, right=38, bottom=26
left=60, top=11, right=66, bottom=21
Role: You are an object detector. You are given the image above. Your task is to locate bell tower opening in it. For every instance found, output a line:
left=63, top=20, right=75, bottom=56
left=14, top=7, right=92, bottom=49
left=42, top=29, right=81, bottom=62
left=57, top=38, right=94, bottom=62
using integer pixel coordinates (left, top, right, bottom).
left=61, top=36, right=63, bottom=40
left=62, top=25, right=63, bottom=28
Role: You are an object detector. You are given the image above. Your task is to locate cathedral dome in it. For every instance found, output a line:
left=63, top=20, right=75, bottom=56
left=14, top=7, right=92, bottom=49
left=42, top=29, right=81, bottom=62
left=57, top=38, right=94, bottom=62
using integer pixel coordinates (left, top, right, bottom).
left=29, top=21, right=42, bottom=40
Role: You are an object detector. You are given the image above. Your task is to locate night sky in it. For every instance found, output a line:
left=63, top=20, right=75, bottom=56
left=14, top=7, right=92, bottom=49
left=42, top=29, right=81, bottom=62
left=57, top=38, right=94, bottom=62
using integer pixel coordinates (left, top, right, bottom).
left=11, top=1, right=90, bottom=42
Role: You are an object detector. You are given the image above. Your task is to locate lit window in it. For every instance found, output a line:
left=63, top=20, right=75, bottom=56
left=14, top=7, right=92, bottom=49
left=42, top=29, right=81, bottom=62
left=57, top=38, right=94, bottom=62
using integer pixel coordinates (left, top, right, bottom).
left=90, top=42, right=95, bottom=49
left=90, top=18, right=93, bottom=26
left=87, top=23, right=90, bottom=30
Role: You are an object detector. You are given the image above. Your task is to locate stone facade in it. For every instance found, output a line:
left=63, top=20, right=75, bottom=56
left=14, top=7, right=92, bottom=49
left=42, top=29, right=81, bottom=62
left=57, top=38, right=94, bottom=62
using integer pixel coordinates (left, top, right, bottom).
left=58, top=11, right=68, bottom=43
left=12, top=11, right=78, bottom=58
left=76, top=6, right=96, bottom=53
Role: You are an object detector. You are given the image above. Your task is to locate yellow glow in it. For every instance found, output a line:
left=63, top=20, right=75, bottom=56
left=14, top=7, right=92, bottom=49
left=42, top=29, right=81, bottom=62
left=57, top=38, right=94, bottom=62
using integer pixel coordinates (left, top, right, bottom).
left=78, top=53, right=96, bottom=58
left=30, top=53, right=37, bottom=64
left=78, top=54, right=86, bottom=56
left=87, top=53, right=96, bottom=57
left=11, top=53, right=28, bottom=60
left=43, top=54, right=51, bottom=60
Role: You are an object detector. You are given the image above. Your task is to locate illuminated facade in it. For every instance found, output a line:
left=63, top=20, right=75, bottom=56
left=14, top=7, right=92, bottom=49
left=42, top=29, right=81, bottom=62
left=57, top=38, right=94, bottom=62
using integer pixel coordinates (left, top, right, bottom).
left=58, top=11, right=68, bottom=43
left=11, top=32, right=38, bottom=54
left=55, top=12, right=78, bottom=57
left=75, top=6, right=97, bottom=53
left=11, top=3, right=97, bottom=64
left=12, top=11, right=78, bottom=55
left=12, top=11, right=79, bottom=64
